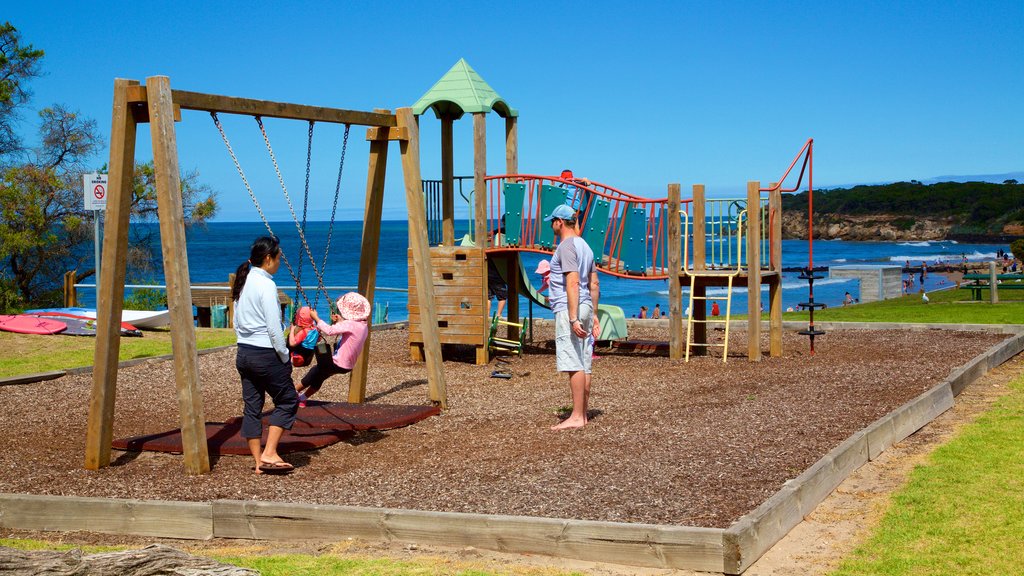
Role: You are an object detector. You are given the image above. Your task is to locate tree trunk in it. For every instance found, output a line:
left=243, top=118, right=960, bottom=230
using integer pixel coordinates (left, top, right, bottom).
left=0, top=544, right=258, bottom=576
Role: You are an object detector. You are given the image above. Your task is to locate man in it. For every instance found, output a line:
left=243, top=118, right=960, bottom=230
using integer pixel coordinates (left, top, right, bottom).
left=545, top=204, right=600, bottom=430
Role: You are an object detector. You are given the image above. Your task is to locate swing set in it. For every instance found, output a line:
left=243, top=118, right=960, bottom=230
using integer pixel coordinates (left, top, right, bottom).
left=85, top=76, right=447, bottom=475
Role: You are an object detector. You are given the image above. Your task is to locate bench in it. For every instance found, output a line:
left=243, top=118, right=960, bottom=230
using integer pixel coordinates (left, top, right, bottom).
left=959, top=274, right=1024, bottom=301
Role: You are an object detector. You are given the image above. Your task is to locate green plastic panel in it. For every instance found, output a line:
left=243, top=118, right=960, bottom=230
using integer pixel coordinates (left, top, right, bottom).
left=582, top=196, right=611, bottom=265
left=502, top=182, right=526, bottom=246
left=620, top=204, right=648, bottom=274
left=535, top=184, right=568, bottom=249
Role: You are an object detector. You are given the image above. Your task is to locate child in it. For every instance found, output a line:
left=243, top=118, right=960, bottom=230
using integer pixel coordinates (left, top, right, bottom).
left=294, top=292, right=371, bottom=407
left=288, top=306, right=319, bottom=367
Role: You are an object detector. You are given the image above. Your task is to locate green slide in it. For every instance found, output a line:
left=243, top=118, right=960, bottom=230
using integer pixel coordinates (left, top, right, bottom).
left=489, top=252, right=628, bottom=340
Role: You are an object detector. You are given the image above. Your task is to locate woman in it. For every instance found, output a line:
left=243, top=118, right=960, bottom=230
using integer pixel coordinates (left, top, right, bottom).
left=232, top=236, right=297, bottom=475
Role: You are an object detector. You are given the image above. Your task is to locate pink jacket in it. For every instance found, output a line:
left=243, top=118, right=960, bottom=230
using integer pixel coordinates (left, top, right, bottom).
left=316, top=318, right=369, bottom=370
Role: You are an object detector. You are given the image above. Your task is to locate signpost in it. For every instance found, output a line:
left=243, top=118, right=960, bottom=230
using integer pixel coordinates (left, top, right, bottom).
left=83, top=172, right=108, bottom=286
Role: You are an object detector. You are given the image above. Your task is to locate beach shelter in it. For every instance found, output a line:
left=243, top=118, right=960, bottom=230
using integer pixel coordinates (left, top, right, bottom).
left=412, top=58, right=518, bottom=246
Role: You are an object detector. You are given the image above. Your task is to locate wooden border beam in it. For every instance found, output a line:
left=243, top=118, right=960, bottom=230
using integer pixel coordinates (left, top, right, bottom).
left=124, top=86, right=396, bottom=127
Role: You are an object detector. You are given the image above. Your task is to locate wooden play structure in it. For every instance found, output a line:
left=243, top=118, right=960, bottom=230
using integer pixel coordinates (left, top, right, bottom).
left=85, top=76, right=447, bottom=475
left=406, top=60, right=812, bottom=365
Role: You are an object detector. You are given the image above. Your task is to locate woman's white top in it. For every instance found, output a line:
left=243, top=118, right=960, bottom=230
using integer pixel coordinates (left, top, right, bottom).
left=233, top=266, right=289, bottom=363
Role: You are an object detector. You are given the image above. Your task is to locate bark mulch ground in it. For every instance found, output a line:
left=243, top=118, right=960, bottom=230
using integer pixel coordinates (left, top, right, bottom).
left=0, top=325, right=1005, bottom=529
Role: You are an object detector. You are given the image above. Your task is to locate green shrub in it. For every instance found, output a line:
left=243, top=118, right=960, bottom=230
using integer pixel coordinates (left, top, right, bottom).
left=124, top=288, right=167, bottom=310
left=1011, top=239, right=1024, bottom=262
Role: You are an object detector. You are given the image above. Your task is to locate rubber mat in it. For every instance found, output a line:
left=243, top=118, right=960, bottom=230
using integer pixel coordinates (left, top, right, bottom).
left=112, top=402, right=440, bottom=456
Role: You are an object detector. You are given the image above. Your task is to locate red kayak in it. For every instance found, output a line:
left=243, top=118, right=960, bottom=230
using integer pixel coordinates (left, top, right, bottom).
left=0, top=315, right=67, bottom=335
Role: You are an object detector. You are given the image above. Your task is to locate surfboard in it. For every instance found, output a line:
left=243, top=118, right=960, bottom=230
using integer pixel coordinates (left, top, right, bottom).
left=0, top=315, right=67, bottom=335
left=26, top=308, right=170, bottom=329
left=27, top=313, right=143, bottom=337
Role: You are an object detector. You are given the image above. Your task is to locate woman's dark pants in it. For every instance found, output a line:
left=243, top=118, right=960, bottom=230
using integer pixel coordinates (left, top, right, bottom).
left=236, top=343, right=297, bottom=439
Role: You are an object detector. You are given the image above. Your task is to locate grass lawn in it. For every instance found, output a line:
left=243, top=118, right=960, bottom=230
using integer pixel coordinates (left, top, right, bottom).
left=779, top=286, right=1024, bottom=324
left=830, top=371, right=1024, bottom=575
left=0, top=327, right=236, bottom=378
left=0, top=539, right=584, bottom=575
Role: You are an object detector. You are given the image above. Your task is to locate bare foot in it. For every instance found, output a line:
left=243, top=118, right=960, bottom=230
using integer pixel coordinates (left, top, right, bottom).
left=551, top=417, right=586, bottom=430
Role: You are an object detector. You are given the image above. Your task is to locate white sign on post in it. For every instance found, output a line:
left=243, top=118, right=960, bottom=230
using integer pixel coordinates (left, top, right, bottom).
left=83, top=172, right=108, bottom=211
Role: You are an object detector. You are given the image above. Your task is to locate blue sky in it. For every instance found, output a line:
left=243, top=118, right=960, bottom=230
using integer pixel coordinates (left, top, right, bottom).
left=6, top=1, right=1023, bottom=221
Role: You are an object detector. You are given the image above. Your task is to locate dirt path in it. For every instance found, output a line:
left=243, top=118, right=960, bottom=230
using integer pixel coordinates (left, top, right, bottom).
left=2, top=351, right=1020, bottom=575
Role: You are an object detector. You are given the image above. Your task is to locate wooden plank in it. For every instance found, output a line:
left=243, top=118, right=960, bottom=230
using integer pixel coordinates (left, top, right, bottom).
left=473, top=113, right=487, bottom=247
left=85, top=79, right=139, bottom=471
left=746, top=181, right=761, bottom=362
left=398, top=107, right=447, bottom=408
left=408, top=302, right=485, bottom=316
left=125, top=85, right=396, bottom=127
left=408, top=285, right=485, bottom=298
left=349, top=110, right=390, bottom=404
left=505, top=116, right=518, bottom=174
left=364, top=126, right=408, bottom=141
left=668, top=184, right=683, bottom=360
left=409, top=313, right=487, bottom=326
left=147, top=76, right=210, bottom=474
left=769, top=182, right=783, bottom=357
left=692, top=184, right=706, bottom=271
left=0, top=494, right=212, bottom=539
left=441, top=115, right=455, bottom=246
left=211, top=500, right=724, bottom=571
left=411, top=324, right=485, bottom=336
left=409, top=330, right=485, bottom=342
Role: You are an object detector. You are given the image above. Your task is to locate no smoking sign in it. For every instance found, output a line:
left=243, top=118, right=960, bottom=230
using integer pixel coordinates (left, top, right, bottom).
left=83, top=173, right=108, bottom=210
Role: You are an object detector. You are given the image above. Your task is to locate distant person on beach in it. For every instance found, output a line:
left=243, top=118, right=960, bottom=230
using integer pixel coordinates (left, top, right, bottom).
left=711, top=302, right=720, bottom=316
left=652, top=304, right=662, bottom=319
left=639, top=305, right=648, bottom=319
left=545, top=204, right=600, bottom=431
left=232, top=235, right=296, bottom=475
left=295, top=292, right=370, bottom=407
left=843, top=292, right=854, bottom=306
left=487, top=217, right=508, bottom=318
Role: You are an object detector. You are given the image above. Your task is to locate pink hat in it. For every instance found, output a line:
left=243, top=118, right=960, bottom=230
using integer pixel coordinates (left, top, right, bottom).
left=338, top=292, right=370, bottom=322
left=294, top=306, right=314, bottom=328
left=535, top=259, right=551, bottom=275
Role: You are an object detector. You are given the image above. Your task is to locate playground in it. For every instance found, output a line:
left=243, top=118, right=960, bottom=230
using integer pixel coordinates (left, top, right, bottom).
left=2, top=65, right=1021, bottom=574
left=0, top=324, right=1005, bottom=526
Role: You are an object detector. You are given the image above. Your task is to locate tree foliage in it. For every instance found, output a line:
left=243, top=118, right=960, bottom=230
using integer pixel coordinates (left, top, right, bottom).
left=0, top=22, right=44, bottom=161
left=781, top=180, right=1024, bottom=233
left=0, top=22, right=218, bottom=308
left=1011, top=239, right=1024, bottom=263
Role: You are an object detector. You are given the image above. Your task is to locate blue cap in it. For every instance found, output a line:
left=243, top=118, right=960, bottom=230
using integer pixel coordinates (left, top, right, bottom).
left=543, top=204, right=576, bottom=222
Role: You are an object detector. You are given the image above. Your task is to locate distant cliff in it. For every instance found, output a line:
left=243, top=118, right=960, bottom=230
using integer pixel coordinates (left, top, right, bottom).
left=779, top=180, right=1024, bottom=241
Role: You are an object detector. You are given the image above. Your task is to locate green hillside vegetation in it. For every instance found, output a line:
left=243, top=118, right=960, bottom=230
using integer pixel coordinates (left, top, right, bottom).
left=781, top=180, right=1024, bottom=235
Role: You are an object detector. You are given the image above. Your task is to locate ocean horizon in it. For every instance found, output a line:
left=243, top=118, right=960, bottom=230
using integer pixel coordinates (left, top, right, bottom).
left=74, top=221, right=1007, bottom=321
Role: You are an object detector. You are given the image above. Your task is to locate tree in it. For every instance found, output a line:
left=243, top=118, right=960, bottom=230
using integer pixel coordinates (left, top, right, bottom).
left=1011, top=239, right=1024, bottom=263
left=1004, top=179, right=1019, bottom=185
left=0, top=23, right=218, bottom=308
left=0, top=22, right=44, bottom=162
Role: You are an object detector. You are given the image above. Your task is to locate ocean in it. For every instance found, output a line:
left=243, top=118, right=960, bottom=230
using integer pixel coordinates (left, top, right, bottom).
left=77, top=221, right=1005, bottom=320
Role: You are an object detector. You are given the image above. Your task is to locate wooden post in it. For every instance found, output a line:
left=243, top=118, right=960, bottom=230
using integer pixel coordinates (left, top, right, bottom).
left=397, top=108, right=447, bottom=408
left=85, top=79, right=139, bottom=471
left=147, top=76, right=210, bottom=473
left=746, top=181, right=762, bottom=362
left=505, top=116, right=518, bottom=174
left=226, top=273, right=235, bottom=329
left=473, top=113, right=487, bottom=246
left=691, top=184, right=707, bottom=355
left=989, top=261, right=999, bottom=304
left=63, top=271, right=78, bottom=307
left=441, top=115, right=455, bottom=246
left=769, top=183, right=783, bottom=357
left=349, top=109, right=391, bottom=404
left=668, top=184, right=683, bottom=360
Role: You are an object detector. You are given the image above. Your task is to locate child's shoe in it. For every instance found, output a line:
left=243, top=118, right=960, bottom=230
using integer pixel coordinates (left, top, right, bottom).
left=298, top=393, right=307, bottom=409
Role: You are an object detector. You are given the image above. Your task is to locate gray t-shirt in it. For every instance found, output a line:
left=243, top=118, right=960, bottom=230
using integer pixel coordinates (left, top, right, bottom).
left=548, top=236, right=595, bottom=313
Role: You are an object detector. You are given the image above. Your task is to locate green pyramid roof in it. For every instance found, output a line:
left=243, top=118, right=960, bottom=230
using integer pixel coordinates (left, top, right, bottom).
left=412, top=59, right=517, bottom=120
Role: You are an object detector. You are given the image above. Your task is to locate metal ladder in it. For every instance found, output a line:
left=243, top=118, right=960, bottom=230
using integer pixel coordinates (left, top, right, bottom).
left=683, top=209, right=747, bottom=363
left=684, top=272, right=739, bottom=363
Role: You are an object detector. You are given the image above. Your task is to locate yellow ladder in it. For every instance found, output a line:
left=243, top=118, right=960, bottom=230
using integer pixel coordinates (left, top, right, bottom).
left=684, top=272, right=738, bottom=363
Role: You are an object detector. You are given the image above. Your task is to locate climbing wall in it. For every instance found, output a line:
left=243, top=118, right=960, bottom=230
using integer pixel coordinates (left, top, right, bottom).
left=408, top=246, right=490, bottom=364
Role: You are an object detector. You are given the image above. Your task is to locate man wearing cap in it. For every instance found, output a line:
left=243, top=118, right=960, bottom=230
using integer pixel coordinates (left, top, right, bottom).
left=545, top=204, right=600, bottom=430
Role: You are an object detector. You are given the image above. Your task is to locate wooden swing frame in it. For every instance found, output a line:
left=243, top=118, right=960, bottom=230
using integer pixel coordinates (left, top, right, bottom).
left=84, top=76, right=446, bottom=475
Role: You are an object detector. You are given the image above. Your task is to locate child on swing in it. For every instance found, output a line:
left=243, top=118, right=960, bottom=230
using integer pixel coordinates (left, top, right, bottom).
left=294, top=292, right=371, bottom=408
left=288, top=306, right=319, bottom=367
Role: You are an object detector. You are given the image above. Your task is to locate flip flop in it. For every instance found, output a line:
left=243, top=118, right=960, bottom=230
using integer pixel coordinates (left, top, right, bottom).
left=258, top=461, right=294, bottom=474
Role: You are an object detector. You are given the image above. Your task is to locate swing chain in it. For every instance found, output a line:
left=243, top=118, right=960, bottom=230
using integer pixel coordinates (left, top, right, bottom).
left=254, top=116, right=331, bottom=306
left=296, top=120, right=314, bottom=301
left=315, top=123, right=351, bottom=309
left=210, top=112, right=312, bottom=306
